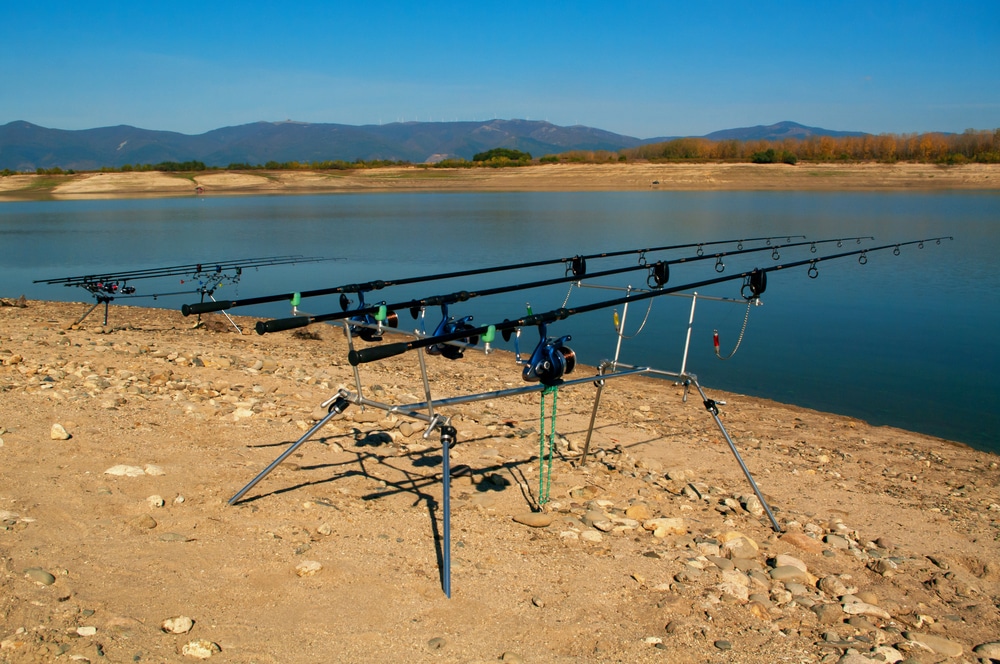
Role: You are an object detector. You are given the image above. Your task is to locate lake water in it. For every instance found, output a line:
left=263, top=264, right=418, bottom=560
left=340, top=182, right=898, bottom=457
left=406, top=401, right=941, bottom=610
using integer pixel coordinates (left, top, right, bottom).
left=2, top=191, right=998, bottom=453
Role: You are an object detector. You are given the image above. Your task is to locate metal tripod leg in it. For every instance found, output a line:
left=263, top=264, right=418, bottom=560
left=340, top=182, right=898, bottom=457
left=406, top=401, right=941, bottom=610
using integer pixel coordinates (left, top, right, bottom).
left=690, top=379, right=782, bottom=532
left=74, top=297, right=111, bottom=327
left=228, top=395, right=351, bottom=504
left=439, top=425, right=456, bottom=598
left=580, top=374, right=606, bottom=465
left=208, top=293, right=242, bottom=334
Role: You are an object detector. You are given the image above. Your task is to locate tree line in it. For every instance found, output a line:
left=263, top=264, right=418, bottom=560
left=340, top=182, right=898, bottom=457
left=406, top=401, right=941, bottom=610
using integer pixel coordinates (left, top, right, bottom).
left=621, top=129, right=1000, bottom=164
left=7, top=128, right=999, bottom=176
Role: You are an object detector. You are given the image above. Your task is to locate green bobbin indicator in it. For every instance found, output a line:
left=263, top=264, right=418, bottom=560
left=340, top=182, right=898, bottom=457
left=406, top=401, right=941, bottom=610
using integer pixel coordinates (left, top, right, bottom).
left=375, top=305, right=387, bottom=322
left=290, top=292, right=302, bottom=307
left=526, top=302, right=533, bottom=316
left=482, top=325, right=496, bottom=343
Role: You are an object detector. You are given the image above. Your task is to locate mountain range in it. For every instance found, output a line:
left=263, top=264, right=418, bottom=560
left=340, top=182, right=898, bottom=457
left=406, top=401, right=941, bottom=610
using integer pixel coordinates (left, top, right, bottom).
left=0, top=120, right=869, bottom=171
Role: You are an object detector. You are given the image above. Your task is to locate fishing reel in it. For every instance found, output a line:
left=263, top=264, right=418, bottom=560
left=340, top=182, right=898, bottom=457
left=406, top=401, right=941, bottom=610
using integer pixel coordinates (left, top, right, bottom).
left=522, top=324, right=576, bottom=386
left=426, top=311, right=479, bottom=360
left=740, top=268, right=767, bottom=302
left=342, top=292, right=398, bottom=342
left=85, top=280, right=134, bottom=296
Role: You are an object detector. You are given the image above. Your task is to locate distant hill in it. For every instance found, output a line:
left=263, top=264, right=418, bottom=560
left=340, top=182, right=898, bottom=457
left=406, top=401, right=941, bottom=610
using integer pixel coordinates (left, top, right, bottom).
left=0, top=119, right=870, bottom=171
left=702, top=120, right=868, bottom=141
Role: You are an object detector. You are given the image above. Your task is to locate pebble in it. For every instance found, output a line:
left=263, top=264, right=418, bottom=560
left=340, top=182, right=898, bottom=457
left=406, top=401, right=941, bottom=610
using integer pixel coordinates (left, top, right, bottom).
left=159, top=532, right=190, bottom=542
left=769, top=565, right=812, bottom=584
left=812, top=603, right=844, bottom=624
left=427, top=637, right=447, bottom=650
left=147, top=495, right=165, bottom=508
left=50, top=423, right=71, bottom=440
left=105, top=464, right=146, bottom=477
left=714, top=640, right=732, bottom=651
left=133, top=514, right=157, bottom=529
left=773, top=554, right=808, bottom=572
left=162, top=616, right=195, bottom=634
left=513, top=512, right=554, bottom=528
left=902, top=631, right=963, bottom=658
left=295, top=560, right=323, bottom=577
left=76, top=626, right=97, bottom=636
left=643, top=517, right=687, bottom=537
left=818, top=575, right=849, bottom=597
left=842, top=602, right=891, bottom=620
left=717, top=569, right=750, bottom=602
left=181, top=640, right=221, bottom=659
left=747, top=600, right=771, bottom=620
left=780, top=531, right=824, bottom=554
left=24, top=568, right=56, bottom=585
left=870, top=645, right=903, bottom=663
left=974, top=642, right=1000, bottom=659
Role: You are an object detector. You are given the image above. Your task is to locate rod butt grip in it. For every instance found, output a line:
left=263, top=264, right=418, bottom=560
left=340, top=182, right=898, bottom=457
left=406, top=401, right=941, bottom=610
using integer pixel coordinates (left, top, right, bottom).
left=256, top=316, right=310, bottom=335
left=349, top=342, right=408, bottom=365
left=182, top=301, right=233, bottom=316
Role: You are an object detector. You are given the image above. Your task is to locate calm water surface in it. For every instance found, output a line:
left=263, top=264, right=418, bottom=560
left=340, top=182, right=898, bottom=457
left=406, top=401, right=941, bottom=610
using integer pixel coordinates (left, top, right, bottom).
left=2, top=191, right=997, bottom=453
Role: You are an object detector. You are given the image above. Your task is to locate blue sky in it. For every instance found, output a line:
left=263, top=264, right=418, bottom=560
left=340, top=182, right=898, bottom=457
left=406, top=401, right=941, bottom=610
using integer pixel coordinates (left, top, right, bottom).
left=2, top=1, right=997, bottom=138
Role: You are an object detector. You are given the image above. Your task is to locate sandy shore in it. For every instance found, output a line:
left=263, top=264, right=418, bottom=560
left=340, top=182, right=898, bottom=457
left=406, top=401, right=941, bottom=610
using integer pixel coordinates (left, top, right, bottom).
left=0, top=300, right=998, bottom=663
left=1, top=162, right=998, bottom=200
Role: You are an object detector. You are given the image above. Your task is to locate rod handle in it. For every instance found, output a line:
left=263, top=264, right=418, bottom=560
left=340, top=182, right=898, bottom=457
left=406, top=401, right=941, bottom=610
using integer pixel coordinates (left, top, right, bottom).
left=349, top=342, right=408, bottom=365
left=255, top=316, right=310, bottom=335
left=182, top=300, right=234, bottom=316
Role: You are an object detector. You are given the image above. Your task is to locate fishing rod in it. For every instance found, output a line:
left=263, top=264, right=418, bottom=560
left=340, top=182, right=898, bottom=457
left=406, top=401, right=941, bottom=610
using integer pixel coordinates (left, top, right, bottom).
left=180, top=235, right=806, bottom=317
left=254, top=236, right=873, bottom=336
left=347, top=237, right=953, bottom=379
left=34, top=255, right=329, bottom=287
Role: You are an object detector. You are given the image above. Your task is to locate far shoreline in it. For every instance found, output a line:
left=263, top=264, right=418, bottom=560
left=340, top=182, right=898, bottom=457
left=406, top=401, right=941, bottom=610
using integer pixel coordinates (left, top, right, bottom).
left=1, top=162, right=998, bottom=201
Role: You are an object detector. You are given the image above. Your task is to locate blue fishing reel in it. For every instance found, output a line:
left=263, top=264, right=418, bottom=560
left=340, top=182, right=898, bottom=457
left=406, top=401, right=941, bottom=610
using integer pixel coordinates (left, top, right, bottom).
left=522, top=324, right=576, bottom=386
left=342, top=292, right=398, bottom=342
left=427, top=306, right=478, bottom=360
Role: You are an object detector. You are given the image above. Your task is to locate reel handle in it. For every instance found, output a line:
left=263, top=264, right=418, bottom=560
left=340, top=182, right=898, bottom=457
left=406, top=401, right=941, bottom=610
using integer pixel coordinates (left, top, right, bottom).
left=182, top=300, right=234, bottom=316
left=255, top=316, right=310, bottom=335
left=349, top=343, right=408, bottom=366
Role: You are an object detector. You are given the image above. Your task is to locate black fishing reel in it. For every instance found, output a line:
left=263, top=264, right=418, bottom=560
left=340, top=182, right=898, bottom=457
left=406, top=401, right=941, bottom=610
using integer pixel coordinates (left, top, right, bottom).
left=342, top=292, right=398, bottom=342
left=522, top=325, right=576, bottom=386
left=740, top=268, right=767, bottom=301
left=427, top=313, right=478, bottom=359
left=85, top=280, right=133, bottom=296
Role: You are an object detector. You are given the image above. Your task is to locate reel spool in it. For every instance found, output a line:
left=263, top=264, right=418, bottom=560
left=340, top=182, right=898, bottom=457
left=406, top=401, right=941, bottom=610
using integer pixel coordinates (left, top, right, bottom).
left=349, top=310, right=398, bottom=342
left=342, top=293, right=399, bottom=342
left=427, top=314, right=479, bottom=360
left=522, top=327, right=576, bottom=386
